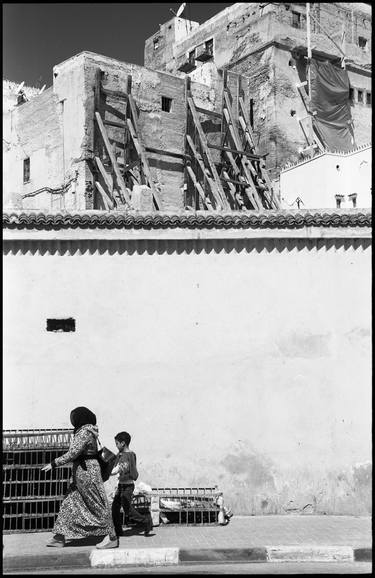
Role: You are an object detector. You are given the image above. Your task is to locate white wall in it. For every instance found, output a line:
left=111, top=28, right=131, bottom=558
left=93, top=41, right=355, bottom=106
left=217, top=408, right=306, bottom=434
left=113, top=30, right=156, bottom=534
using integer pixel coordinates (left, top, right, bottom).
left=280, top=147, right=372, bottom=209
left=3, top=234, right=372, bottom=514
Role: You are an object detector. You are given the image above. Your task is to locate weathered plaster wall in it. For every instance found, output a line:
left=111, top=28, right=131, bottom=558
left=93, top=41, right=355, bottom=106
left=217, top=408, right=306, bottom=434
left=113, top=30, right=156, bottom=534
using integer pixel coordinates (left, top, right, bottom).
left=146, top=3, right=371, bottom=79
left=348, top=70, right=372, bottom=148
left=4, top=52, right=220, bottom=212
left=3, top=80, right=40, bottom=114
left=145, top=3, right=371, bottom=177
left=53, top=52, right=220, bottom=211
left=3, top=88, right=65, bottom=211
left=280, top=146, right=372, bottom=209
left=144, top=17, right=200, bottom=73
left=3, top=235, right=371, bottom=515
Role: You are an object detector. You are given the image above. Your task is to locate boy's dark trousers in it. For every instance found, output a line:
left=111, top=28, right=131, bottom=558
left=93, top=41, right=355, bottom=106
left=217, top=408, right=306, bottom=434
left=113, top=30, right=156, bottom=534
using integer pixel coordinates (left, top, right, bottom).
left=112, top=483, right=152, bottom=536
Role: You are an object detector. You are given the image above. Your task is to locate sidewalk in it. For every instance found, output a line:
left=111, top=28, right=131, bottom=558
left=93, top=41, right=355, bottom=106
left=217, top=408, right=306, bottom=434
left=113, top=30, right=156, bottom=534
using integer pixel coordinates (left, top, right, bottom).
left=3, top=516, right=372, bottom=572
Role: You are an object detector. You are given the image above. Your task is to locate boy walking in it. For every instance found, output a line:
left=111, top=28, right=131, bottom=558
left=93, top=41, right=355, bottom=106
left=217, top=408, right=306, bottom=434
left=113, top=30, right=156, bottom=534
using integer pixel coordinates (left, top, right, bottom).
left=110, top=431, right=153, bottom=537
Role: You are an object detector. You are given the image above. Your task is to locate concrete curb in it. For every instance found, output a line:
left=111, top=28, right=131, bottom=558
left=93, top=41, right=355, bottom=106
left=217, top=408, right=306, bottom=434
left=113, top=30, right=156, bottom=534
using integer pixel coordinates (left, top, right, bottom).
left=4, top=546, right=372, bottom=571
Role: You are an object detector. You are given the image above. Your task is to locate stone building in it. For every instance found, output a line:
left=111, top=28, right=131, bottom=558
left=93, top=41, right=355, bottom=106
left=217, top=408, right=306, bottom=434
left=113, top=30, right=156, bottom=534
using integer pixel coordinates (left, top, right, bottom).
left=3, top=3, right=372, bottom=214
left=145, top=2, right=372, bottom=175
left=279, top=143, right=371, bottom=209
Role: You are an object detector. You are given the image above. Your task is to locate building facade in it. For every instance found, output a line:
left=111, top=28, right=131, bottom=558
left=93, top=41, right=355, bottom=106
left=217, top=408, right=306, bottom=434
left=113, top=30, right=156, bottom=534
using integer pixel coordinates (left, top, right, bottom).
left=145, top=2, right=372, bottom=175
left=279, top=143, right=372, bottom=209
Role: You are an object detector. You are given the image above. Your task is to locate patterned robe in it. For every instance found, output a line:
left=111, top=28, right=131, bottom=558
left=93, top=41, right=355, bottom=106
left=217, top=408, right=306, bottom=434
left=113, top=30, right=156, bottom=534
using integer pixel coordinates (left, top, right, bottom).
left=52, top=424, right=115, bottom=539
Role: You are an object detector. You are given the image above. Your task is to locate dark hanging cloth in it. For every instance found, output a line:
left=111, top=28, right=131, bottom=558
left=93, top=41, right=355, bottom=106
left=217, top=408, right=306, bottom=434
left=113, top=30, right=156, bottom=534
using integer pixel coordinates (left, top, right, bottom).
left=70, top=406, right=97, bottom=434
left=309, top=59, right=355, bottom=152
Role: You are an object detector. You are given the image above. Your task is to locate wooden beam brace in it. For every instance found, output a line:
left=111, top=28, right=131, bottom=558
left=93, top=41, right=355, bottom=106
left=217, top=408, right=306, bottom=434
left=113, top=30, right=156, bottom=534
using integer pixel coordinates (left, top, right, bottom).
left=238, top=97, right=256, bottom=150
left=95, top=112, right=132, bottom=206
left=187, top=96, right=229, bottom=210
left=222, top=148, right=260, bottom=210
left=101, top=87, right=128, bottom=100
left=186, top=136, right=225, bottom=209
left=126, top=116, right=163, bottom=209
left=145, top=146, right=190, bottom=161
left=207, top=142, right=261, bottom=160
left=186, top=136, right=207, bottom=173
left=104, top=119, right=126, bottom=129
left=127, top=93, right=163, bottom=209
left=187, top=136, right=237, bottom=209
left=298, top=118, right=313, bottom=145
left=222, top=169, right=244, bottom=210
left=123, top=159, right=141, bottom=173
left=222, top=107, right=261, bottom=209
left=238, top=96, right=279, bottom=209
left=195, top=106, right=222, bottom=119
left=223, top=95, right=261, bottom=194
left=221, top=176, right=256, bottom=186
left=95, top=181, right=114, bottom=210
left=186, top=166, right=213, bottom=210
left=95, top=156, right=114, bottom=195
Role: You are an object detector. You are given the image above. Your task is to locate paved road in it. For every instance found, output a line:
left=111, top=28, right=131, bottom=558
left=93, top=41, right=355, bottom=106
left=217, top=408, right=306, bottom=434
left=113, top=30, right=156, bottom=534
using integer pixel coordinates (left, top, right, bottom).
left=5, top=562, right=372, bottom=574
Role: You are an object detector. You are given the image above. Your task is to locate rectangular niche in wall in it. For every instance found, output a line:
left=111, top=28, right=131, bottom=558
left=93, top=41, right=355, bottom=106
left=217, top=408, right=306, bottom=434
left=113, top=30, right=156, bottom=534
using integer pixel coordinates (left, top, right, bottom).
left=46, top=318, right=76, bottom=332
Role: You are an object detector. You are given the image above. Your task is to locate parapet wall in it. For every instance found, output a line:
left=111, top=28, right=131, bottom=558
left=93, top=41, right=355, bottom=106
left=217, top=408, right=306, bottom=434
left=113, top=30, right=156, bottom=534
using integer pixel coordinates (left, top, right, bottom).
left=3, top=213, right=372, bottom=515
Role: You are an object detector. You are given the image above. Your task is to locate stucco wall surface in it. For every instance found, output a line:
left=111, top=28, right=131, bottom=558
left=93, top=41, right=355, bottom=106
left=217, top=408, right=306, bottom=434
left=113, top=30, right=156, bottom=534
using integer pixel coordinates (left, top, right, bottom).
left=3, top=236, right=371, bottom=515
left=280, top=147, right=372, bottom=209
left=3, top=88, right=65, bottom=211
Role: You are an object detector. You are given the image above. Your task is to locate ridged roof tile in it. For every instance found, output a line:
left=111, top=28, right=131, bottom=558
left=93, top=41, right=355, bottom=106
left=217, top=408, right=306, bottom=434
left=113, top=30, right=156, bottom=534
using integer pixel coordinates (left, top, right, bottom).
left=2, top=210, right=372, bottom=230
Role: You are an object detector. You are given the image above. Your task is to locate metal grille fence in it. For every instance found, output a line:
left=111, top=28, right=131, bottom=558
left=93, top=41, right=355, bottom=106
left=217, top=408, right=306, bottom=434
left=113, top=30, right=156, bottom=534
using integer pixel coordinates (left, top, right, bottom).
left=3, top=431, right=220, bottom=532
left=3, top=429, right=74, bottom=533
left=152, top=487, right=220, bottom=525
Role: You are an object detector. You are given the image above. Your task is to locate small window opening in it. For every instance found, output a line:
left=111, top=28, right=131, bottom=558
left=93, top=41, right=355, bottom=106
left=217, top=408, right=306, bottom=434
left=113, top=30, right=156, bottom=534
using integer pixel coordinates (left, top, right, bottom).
left=153, top=37, right=159, bottom=50
left=349, top=87, right=355, bottom=103
left=23, top=158, right=30, bottom=183
left=348, top=194, right=357, bottom=208
left=357, top=90, right=363, bottom=103
left=188, top=49, right=196, bottom=64
left=292, top=11, right=301, bottom=29
left=358, top=36, right=367, bottom=49
left=205, top=39, right=213, bottom=56
left=46, top=318, right=76, bottom=332
left=366, top=92, right=371, bottom=106
left=161, top=96, right=172, bottom=112
left=249, top=99, right=254, bottom=129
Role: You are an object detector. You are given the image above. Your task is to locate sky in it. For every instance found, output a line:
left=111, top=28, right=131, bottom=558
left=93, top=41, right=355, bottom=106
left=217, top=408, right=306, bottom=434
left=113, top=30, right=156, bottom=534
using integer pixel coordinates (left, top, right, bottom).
left=3, top=2, right=233, bottom=87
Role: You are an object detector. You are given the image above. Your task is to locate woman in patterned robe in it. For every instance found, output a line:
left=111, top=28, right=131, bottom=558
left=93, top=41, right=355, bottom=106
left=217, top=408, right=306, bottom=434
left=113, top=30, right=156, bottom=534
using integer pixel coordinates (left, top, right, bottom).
left=42, top=407, right=118, bottom=549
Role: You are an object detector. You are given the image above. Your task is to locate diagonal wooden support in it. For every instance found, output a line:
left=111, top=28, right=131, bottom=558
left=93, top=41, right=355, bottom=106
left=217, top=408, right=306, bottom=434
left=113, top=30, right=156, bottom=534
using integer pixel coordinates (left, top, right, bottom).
left=186, top=135, right=228, bottom=208
left=187, top=96, right=230, bottom=210
left=222, top=148, right=258, bottom=209
left=222, top=98, right=261, bottom=210
left=186, top=165, right=213, bottom=210
left=126, top=94, right=163, bottom=210
left=95, top=156, right=121, bottom=205
left=95, top=111, right=132, bottom=206
left=237, top=98, right=279, bottom=209
left=95, top=181, right=114, bottom=210
left=238, top=97, right=257, bottom=152
left=222, top=169, right=244, bottom=210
